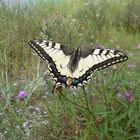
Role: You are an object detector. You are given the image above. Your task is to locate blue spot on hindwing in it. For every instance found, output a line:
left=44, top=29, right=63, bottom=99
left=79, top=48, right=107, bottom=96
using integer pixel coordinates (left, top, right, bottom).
left=72, top=78, right=79, bottom=86
left=57, top=76, right=67, bottom=84
left=82, top=74, right=87, bottom=80
left=58, top=76, right=63, bottom=81
left=79, top=77, right=83, bottom=83
left=86, top=71, right=90, bottom=76
left=62, top=76, right=67, bottom=83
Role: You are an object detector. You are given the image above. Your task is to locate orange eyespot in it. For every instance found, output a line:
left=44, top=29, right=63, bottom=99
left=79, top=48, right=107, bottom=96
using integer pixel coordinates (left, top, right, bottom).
left=66, top=78, right=72, bottom=86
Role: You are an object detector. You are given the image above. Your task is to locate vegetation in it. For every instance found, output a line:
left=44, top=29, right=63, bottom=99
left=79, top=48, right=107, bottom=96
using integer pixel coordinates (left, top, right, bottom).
left=0, top=0, right=140, bottom=139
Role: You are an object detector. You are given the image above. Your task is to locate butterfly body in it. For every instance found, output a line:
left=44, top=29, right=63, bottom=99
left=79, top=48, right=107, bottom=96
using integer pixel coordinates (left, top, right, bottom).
left=67, top=47, right=81, bottom=73
left=28, top=39, right=128, bottom=90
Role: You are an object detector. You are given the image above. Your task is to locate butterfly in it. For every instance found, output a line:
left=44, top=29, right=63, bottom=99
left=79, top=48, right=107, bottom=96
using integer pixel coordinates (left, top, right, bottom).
left=28, top=39, right=128, bottom=92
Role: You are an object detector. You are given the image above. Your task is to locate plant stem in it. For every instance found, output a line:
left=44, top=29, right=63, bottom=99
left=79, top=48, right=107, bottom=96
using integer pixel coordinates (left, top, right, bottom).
left=101, top=73, right=108, bottom=111
left=59, top=90, right=87, bottom=110
left=82, top=86, right=92, bottom=114
left=101, top=72, right=110, bottom=127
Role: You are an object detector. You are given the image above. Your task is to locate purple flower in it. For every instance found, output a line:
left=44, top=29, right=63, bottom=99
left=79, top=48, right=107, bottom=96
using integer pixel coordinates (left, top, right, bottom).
left=116, top=92, right=122, bottom=98
left=95, top=44, right=103, bottom=49
left=136, top=43, right=140, bottom=49
left=124, top=91, right=133, bottom=103
left=128, top=64, right=136, bottom=70
left=18, top=91, right=28, bottom=100
left=125, top=91, right=132, bottom=99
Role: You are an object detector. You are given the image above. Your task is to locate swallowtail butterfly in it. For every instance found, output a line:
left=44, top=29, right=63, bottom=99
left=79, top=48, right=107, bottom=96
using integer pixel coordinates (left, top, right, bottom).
left=28, top=39, right=128, bottom=91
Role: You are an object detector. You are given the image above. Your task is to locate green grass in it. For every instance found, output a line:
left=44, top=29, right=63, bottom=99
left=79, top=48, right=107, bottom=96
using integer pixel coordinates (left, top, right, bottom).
left=0, top=0, right=140, bottom=139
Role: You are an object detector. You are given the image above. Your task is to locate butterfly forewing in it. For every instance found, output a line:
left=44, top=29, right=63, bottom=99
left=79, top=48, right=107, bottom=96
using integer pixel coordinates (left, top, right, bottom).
left=81, top=48, right=128, bottom=73
left=28, top=39, right=75, bottom=85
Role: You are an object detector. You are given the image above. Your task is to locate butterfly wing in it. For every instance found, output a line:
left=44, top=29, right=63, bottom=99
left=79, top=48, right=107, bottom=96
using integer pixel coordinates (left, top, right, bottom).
left=28, top=39, right=74, bottom=86
left=71, top=48, right=128, bottom=86
left=81, top=48, right=128, bottom=71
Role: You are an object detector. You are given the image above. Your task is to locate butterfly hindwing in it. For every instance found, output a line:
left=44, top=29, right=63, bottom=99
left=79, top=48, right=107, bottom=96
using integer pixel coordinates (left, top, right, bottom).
left=81, top=48, right=128, bottom=72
